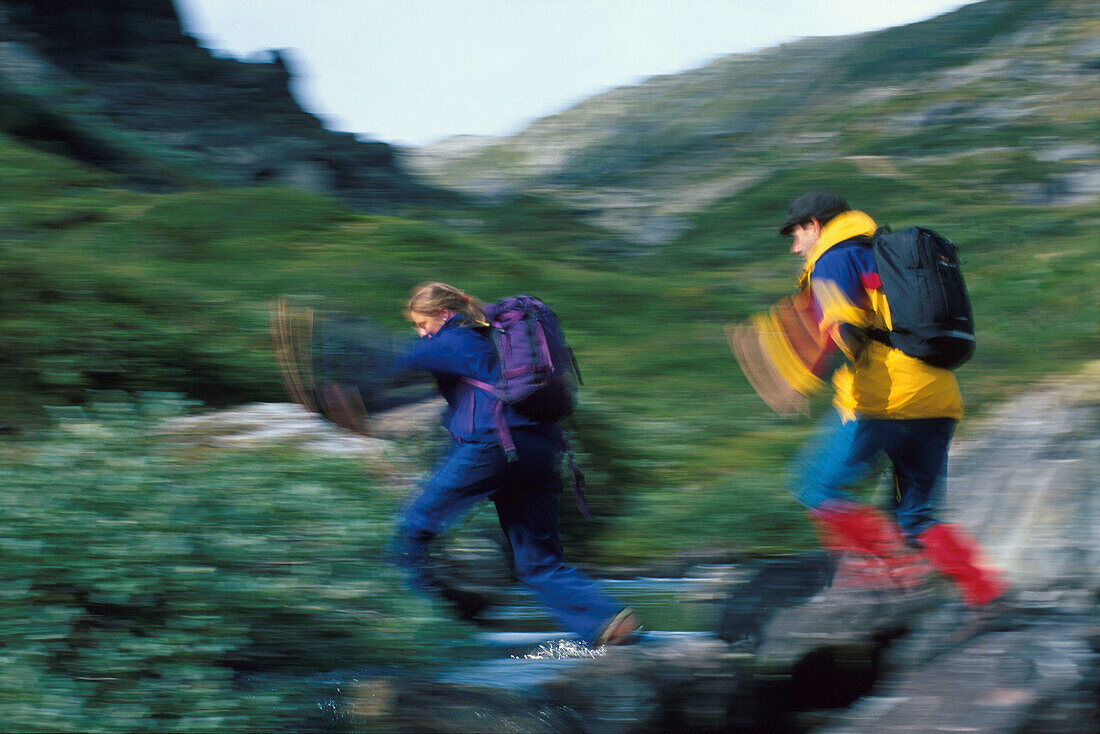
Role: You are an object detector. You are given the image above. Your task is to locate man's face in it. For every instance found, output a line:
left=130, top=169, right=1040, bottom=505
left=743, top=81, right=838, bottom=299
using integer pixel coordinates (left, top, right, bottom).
left=789, top=220, right=821, bottom=260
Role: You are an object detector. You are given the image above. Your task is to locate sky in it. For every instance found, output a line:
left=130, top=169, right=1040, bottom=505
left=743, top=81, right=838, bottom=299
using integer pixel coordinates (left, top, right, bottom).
left=172, top=0, right=979, bottom=148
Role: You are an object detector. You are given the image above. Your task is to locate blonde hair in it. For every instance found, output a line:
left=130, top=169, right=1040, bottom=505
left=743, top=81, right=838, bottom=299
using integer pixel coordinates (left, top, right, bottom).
left=405, top=282, right=487, bottom=326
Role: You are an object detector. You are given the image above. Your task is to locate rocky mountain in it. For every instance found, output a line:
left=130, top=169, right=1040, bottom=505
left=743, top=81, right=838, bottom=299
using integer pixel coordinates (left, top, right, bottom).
left=0, top=0, right=443, bottom=210
left=408, top=0, right=1100, bottom=244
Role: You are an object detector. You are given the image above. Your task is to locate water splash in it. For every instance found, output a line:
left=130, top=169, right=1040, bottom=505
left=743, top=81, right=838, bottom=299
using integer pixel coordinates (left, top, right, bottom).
left=513, top=639, right=604, bottom=660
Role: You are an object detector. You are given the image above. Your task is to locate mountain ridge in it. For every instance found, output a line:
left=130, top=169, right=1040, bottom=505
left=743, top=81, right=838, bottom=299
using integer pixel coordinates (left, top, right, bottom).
left=407, top=0, right=1099, bottom=244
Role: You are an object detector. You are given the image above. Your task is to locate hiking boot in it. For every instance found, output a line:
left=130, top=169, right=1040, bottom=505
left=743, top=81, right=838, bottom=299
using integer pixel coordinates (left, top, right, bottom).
left=831, top=552, right=932, bottom=591
left=891, top=590, right=1029, bottom=667
left=943, top=589, right=1024, bottom=645
left=813, top=505, right=933, bottom=591
left=595, top=608, right=641, bottom=647
left=917, top=523, right=1008, bottom=606
left=437, top=583, right=495, bottom=626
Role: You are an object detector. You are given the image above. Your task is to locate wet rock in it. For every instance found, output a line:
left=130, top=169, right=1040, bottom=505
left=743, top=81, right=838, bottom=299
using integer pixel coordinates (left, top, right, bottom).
left=342, top=677, right=580, bottom=733
left=179, top=367, right=1097, bottom=732
left=537, top=637, right=758, bottom=733
left=157, top=401, right=388, bottom=456
left=595, top=548, right=751, bottom=581
left=352, top=364, right=1100, bottom=733
left=828, top=611, right=1099, bottom=733
left=751, top=586, right=939, bottom=722
left=368, top=397, right=447, bottom=441
left=942, top=363, right=1100, bottom=590
left=156, top=398, right=449, bottom=450
left=717, top=552, right=835, bottom=647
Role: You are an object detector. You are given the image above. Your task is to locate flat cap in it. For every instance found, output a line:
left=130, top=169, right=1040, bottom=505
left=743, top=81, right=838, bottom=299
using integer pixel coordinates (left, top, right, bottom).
left=779, top=191, right=850, bottom=235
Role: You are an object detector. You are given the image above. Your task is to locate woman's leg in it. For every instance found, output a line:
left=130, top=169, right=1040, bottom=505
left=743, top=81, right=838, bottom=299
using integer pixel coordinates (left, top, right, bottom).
left=390, top=441, right=504, bottom=598
left=494, top=430, right=624, bottom=644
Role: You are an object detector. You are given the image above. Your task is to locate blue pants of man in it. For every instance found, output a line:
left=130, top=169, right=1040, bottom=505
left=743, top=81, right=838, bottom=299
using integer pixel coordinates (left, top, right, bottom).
left=789, top=410, right=956, bottom=540
left=391, top=429, right=622, bottom=644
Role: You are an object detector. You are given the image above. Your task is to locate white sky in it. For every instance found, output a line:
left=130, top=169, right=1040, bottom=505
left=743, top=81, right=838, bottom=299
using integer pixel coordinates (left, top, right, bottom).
left=173, top=0, right=979, bottom=148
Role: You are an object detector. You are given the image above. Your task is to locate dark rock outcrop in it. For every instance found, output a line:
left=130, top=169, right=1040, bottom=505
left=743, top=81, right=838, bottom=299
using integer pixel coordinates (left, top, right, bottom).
left=0, top=0, right=447, bottom=209
left=3, top=0, right=189, bottom=59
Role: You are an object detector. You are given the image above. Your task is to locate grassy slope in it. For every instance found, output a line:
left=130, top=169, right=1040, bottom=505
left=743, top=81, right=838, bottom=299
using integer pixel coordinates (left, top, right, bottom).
left=4, top=129, right=1097, bottom=559
left=403, top=0, right=1100, bottom=554
left=0, top=0, right=1095, bottom=579
left=0, top=139, right=653, bottom=727
left=1, top=4, right=1098, bottom=725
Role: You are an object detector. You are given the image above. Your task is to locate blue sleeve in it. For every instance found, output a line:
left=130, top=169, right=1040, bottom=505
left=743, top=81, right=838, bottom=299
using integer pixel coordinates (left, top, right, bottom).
left=809, top=243, right=879, bottom=358
left=811, top=243, right=876, bottom=309
left=394, top=328, right=496, bottom=382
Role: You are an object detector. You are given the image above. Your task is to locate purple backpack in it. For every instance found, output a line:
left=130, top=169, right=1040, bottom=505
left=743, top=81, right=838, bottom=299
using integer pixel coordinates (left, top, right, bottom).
left=463, top=295, right=590, bottom=516
left=484, top=295, right=580, bottom=418
left=464, top=296, right=581, bottom=424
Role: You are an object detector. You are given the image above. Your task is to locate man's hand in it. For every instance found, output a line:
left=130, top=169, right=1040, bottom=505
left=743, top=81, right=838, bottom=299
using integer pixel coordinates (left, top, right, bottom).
left=726, top=322, right=810, bottom=419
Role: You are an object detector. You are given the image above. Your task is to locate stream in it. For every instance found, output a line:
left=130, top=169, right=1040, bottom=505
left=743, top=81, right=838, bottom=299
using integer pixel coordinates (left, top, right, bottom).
left=253, top=567, right=753, bottom=727
left=438, top=570, right=743, bottom=687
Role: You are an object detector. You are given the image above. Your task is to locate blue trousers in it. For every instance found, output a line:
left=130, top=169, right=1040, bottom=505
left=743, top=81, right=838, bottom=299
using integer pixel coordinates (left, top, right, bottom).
left=788, top=410, right=956, bottom=540
left=391, top=430, right=622, bottom=644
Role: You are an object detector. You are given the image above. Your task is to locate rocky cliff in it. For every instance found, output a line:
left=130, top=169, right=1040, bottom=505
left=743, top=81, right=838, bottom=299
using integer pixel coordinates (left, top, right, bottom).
left=0, top=0, right=443, bottom=210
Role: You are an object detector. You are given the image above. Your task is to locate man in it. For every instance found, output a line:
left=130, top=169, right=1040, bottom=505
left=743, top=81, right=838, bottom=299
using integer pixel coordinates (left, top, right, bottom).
left=760, top=191, right=1008, bottom=610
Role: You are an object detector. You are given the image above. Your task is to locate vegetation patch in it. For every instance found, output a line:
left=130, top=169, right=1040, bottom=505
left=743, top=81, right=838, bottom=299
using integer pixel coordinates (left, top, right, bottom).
left=0, top=396, right=485, bottom=731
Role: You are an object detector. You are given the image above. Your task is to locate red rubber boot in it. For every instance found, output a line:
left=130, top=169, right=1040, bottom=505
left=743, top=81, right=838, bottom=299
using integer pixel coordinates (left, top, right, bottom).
left=917, top=522, right=1007, bottom=606
left=813, top=503, right=930, bottom=590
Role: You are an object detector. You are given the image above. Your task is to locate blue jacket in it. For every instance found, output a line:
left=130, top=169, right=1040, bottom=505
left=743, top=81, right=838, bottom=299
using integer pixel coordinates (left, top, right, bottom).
left=395, top=315, right=552, bottom=443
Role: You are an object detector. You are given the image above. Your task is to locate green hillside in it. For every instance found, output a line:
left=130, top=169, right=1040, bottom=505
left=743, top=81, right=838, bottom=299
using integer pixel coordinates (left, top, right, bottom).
left=406, top=0, right=1100, bottom=549
left=1, top=1, right=1098, bottom=726
left=2, top=127, right=1096, bottom=552
left=1, top=0, right=1097, bottom=555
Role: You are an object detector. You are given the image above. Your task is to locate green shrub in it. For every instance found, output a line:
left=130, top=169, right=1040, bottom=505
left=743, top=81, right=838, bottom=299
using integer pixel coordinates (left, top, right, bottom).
left=0, top=395, right=468, bottom=731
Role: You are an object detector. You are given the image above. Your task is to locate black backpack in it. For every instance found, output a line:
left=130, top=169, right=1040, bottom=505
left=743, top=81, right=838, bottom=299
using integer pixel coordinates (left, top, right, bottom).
left=866, top=226, right=975, bottom=369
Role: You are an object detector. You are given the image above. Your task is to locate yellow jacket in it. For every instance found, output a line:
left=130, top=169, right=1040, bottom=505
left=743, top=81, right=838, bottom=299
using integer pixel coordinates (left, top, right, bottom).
left=802, top=211, right=963, bottom=422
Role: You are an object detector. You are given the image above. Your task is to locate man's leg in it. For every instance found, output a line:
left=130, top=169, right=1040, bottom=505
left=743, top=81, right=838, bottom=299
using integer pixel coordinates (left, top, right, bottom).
left=884, top=417, right=954, bottom=542
left=885, top=418, right=1007, bottom=606
left=789, top=410, right=870, bottom=511
left=918, top=523, right=1007, bottom=606
left=790, top=412, right=927, bottom=589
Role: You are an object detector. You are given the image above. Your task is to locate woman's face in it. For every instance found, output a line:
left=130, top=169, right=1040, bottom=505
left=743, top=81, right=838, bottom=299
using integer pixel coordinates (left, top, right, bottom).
left=409, top=309, right=451, bottom=338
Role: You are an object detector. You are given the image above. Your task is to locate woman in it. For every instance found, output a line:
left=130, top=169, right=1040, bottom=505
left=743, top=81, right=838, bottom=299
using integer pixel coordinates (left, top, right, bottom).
left=389, top=282, right=638, bottom=647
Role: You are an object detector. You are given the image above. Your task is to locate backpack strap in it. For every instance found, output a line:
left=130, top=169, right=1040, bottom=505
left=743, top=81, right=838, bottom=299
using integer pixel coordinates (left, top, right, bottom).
left=461, top=377, right=517, bottom=461
left=855, top=228, right=892, bottom=349
left=460, top=377, right=591, bottom=520
left=867, top=327, right=893, bottom=347
left=560, top=429, right=591, bottom=520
